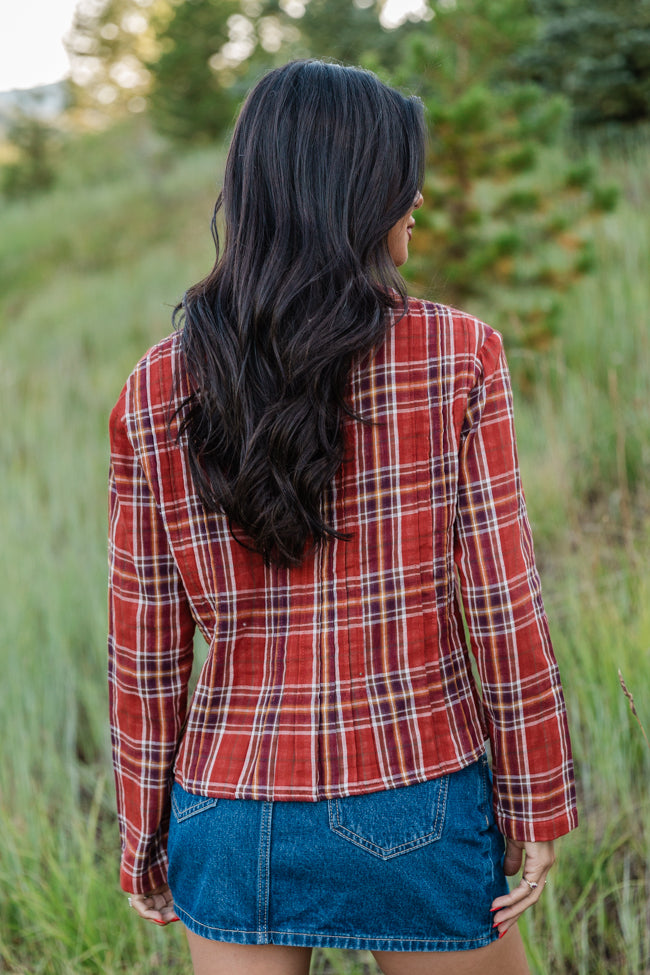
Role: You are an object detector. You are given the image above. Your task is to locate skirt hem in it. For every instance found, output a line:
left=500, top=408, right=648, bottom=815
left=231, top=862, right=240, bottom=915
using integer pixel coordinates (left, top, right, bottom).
left=174, top=904, right=500, bottom=953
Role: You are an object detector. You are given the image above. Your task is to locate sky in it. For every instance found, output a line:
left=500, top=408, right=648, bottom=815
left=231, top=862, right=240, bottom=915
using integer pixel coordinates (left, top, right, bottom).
left=0, top=0, right=430, bottom=94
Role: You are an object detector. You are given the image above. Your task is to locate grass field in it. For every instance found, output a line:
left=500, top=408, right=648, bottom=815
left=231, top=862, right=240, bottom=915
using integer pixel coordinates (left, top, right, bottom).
left=0, top=118, right=648, bottom=974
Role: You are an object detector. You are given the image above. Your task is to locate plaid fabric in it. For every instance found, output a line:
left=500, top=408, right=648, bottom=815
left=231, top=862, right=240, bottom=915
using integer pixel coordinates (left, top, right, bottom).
left=108, top=298, right=577, bottom=893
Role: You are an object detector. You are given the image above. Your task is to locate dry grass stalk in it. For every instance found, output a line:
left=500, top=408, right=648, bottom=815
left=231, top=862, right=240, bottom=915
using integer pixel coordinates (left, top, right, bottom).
left=618, top=669, right=650, bottom=750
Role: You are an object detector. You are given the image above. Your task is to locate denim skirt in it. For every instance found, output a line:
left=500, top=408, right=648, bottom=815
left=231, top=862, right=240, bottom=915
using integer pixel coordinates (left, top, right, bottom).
left=167, top=753, right=508, bottom=952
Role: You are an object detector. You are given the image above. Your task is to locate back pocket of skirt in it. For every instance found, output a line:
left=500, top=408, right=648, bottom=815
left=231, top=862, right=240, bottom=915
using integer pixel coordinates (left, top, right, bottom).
left=327, top=777, right=448, bottom=859
left=171, top=781, right=219, bottom=823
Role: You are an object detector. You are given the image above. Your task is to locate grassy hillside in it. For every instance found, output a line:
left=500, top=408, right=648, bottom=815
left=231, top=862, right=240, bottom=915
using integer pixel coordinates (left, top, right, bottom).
left=0, top=118, right=648, bottom=974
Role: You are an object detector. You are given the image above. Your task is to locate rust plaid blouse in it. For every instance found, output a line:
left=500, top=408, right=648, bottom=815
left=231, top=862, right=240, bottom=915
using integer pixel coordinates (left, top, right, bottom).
left=108, top=298, right=577, bottom=893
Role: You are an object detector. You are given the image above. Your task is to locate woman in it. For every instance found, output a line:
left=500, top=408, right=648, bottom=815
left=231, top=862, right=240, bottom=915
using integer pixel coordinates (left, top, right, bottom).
left=108, top=60, right=577, bottom=975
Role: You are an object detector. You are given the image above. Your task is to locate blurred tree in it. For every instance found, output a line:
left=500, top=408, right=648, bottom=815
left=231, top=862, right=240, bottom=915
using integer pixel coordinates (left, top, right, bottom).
left=64, top=0, right=172, bottom=123
left=394, top=0, right=618, bottom=368
left=1, top=114, right=58, bottom=198
left=516, top=0, right=650, bottom=130
left=64, top=0, right=428, bottom=137
left=146, top=0, right=426, bottom=141
left=258, top=0, right=423, bottom=69
left=147, top=0, right=242, bottom=141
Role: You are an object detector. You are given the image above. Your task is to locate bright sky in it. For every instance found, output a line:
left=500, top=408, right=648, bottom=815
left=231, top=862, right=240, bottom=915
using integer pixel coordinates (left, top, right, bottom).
left=0, top=0, right=429, bottom=93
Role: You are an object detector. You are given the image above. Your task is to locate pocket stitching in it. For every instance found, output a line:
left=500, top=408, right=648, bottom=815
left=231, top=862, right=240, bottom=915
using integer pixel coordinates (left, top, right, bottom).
left=328, top=776, right=449, bottom=860
left=171, top=788, right=219, bottom=823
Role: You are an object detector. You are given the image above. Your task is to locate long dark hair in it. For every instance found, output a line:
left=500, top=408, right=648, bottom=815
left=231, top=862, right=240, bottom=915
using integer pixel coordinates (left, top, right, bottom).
left=174, top=60, right=425, bottom=566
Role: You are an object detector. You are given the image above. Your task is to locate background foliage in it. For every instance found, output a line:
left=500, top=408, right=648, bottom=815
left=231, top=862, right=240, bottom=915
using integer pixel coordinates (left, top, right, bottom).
left=0, top=112, right=59, bottom=198
left=1, top=1, right=649, bottom=972
left=517, top=0, right=650, bottom=131
left=393, top=0, right=619, bottom=360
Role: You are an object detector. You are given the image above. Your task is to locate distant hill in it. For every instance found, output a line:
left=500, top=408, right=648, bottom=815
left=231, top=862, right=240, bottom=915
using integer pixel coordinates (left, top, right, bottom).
left=0, top=82, right=68, bottom=134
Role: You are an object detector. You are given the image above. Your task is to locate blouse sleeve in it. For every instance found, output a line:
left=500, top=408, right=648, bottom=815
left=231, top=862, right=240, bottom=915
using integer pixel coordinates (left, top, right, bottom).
left=453, top=329, right=578, bottom=841
left=108, top=385, right=196, bottom=894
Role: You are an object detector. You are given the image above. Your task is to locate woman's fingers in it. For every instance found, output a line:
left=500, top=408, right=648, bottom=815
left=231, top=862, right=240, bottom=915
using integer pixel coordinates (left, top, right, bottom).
left=490, top=839, right=555, bottom=937
left=503, top=837, right=523, bottom=877
left=128, top=883, right=179, bottom=926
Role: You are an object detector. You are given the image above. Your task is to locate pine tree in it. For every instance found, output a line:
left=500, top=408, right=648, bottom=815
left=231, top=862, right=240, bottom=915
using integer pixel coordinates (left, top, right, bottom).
left=516, top=0, right=650, bottom=130
left=147, top=0, right=241, bottom=142
left=394, top=0, right=618, bottom=366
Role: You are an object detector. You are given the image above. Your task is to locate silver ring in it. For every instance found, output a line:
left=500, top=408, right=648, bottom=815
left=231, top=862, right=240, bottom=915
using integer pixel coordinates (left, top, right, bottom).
left=128, top=896, right=133, bottom=907
left=523, top=878, right=538, bottom=890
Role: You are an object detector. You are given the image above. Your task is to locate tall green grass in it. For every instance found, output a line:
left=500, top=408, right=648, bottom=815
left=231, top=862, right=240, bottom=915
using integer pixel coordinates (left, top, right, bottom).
left=511, top=137, right=650, bottom=975
left=1, top=120, right=648, bottom=974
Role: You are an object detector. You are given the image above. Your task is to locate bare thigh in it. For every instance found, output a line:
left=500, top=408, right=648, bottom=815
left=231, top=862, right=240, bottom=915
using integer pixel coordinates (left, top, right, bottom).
left=372, top=925, right=530, bottom=975
left=184, top=928, right=313, bottom=975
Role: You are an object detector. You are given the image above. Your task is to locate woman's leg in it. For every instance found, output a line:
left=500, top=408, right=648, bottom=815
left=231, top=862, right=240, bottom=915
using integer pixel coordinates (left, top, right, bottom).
left=372, top=924, right=530, bottom=975
left=184, top=928, right=313, bottom=975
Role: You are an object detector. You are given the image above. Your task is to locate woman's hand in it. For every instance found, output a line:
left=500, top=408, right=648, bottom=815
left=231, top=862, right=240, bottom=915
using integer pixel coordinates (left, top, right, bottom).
left=490, top=838, right=555, bottom=938
left=128, top=883, right=179, bottom=926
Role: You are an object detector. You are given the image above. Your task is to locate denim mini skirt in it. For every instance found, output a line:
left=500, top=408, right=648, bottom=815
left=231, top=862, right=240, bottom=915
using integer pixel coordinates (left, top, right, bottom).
left=167, top=753, right=508, bottom=952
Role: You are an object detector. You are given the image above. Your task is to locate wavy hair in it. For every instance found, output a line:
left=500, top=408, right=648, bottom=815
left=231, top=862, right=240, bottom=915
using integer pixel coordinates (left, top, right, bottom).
left=174, top=59, right=425, bottom=566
